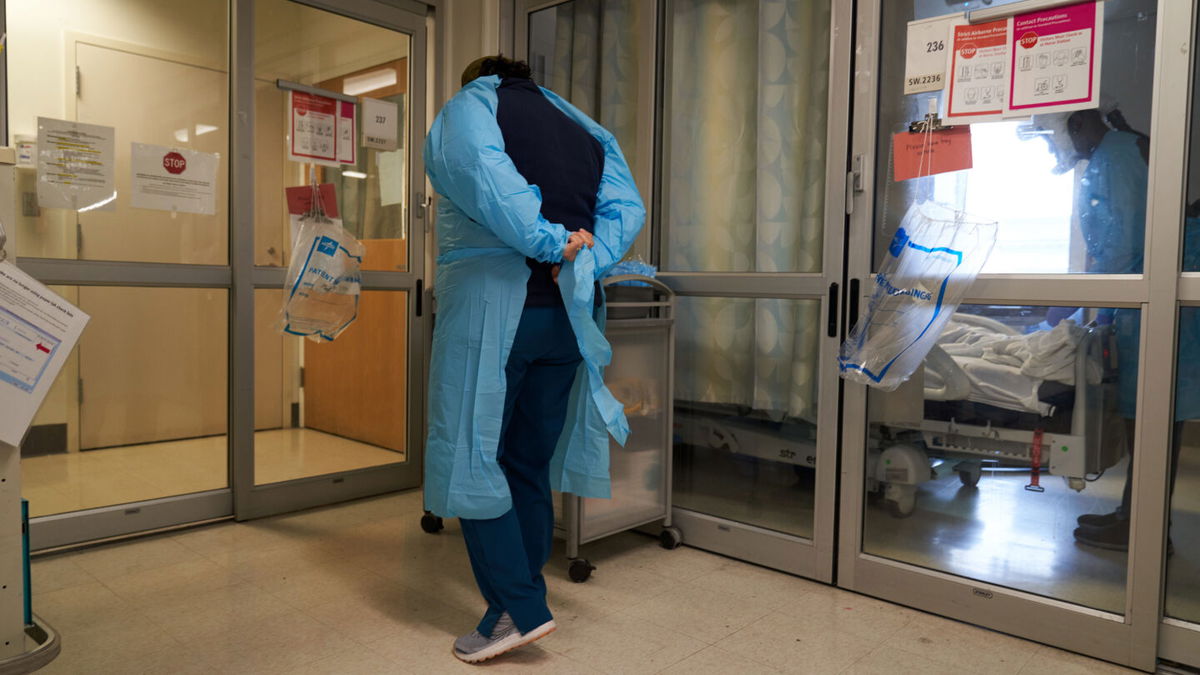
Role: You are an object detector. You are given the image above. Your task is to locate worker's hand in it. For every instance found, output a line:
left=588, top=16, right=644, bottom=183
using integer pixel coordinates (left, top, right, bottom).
left=563, top=237, right=584, bottom=262
left=552, top=264, right=561, bottom=285
left=561, top=230, right=593, bottom=262
left=572, top=229, right=595, bottom=249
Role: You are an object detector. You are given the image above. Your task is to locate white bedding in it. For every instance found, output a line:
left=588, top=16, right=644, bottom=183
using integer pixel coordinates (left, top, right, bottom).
left=925, top=318, right=1098, bottom=416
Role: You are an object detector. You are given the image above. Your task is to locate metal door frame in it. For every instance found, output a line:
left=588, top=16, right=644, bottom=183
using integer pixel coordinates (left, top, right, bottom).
left=233, top=0, right=430, bottom=521
left=839, top=1, right=1192, bottom=669
left=514, top=0, right=853, bottom=583
left=1160, top=2, right=1200, bottom=665
left=14, top=0, right=431, bottom=549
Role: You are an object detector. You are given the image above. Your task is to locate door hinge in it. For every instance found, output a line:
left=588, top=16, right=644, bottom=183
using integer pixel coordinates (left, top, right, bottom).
left=846, top=153, right=865, bottom=215
left=76, top=221, right=83, bottom=255
left=75, top=66, right=81, bottom=97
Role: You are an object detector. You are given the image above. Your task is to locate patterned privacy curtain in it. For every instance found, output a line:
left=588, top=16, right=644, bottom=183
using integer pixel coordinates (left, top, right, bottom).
left=545, top=0, right=641, bottom=175
left=668, top=0, right=830, bottom=423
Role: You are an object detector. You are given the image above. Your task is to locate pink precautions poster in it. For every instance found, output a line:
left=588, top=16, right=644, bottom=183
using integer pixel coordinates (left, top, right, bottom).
left=1007, top=1, right=1103, bottom=115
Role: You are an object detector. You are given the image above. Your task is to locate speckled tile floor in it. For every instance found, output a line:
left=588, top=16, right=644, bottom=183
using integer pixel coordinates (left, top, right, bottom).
left=28, top=488, right=1146, bottom=674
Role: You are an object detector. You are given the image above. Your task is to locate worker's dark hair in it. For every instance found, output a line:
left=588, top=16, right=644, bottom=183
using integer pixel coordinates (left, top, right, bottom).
left=461, top=55, right=532, bottom=86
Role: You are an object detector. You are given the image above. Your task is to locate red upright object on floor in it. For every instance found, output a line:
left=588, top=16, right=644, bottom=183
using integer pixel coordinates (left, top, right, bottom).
left=1026, top=428, right=1046, bottom=492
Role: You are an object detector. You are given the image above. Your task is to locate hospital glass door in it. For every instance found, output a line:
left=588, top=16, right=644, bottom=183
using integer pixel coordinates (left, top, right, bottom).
left=239, top=0, right=428, bottom=520
left=518, top=0, right=853, bottom=582
left=841, top=0, right=1183, bottom=669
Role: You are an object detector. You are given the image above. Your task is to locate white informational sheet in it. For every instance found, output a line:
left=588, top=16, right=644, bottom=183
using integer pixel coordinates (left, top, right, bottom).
left=130, top=143, right=219, bottom=215
left=904, top=14, right=958, bottom=95
left=337, top=100, right=357, bottom=165
left=0, top=262, right=89, bottom=448
left=36, top=117, right=116, bottom=211
left=289, top=90, right=339, bottom=167
left=1007, top=1, right=1103, bottom=116
left=362, top=97, right=399, bottom=151
left=945, top=18, right=1010, bottom=125
left=377, top=150, right=405, bottom=207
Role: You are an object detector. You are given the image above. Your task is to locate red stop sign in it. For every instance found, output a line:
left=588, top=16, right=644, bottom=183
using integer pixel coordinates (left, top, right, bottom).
left=1018, top=31, right=1039, bottom=49
left=959, top=43, right=978, bottom=59
left=163, top=151, right=187, bottom=174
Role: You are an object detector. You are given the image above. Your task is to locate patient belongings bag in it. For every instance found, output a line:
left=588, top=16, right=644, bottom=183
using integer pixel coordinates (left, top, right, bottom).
left=839, top=201, right=997, bottom=391
left=277, top=211, right=364, bottom=342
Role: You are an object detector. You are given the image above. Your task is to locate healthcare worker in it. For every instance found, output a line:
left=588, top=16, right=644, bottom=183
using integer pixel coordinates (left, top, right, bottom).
left=1045, top=107, right=1198, bottom=552
left=422, top=55, right=645, bottom=663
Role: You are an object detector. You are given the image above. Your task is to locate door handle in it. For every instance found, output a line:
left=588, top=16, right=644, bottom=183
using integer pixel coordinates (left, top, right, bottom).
left=846, top=277, right=861, bottom=335
left=415, top=278, right=423, bottom=317
left=827, top=283, right=839, bottom=338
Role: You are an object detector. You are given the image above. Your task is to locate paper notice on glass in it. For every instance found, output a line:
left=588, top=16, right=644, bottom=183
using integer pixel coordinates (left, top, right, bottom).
left=362, top=97, right=399, bottom=151
left=377, top=150, right=405, bottom=207
left=0, top=262, right=89, bottom=448
left=945, top=19, right=1010, bottom=124
left=36, top=117, right=116, bottom=211
left=904, top=14, right=957, bottom=95
left=337, top=101, right=357, bottom=165
left=1007, top=1, right=1103, bottom=115
left=892, top=127, right=973, bottom=182
left=130, top=143, right=219, bottom=216
left=289, top=91, right=339, bottom=167
left=285, top=183, right=339, bottom=218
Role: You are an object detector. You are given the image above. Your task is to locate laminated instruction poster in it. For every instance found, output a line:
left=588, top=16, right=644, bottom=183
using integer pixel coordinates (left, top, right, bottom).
left=337, top=100, right=357, bottom=165
left=945, top=19, right=1010, bottom=124
left=131, top=143, right=219, bottom=216
left=36, top=117, right=116, bottom=211
left=1007, top=1, right=1103, bottom=115
left=289, top=91, right=338, bottom=166
left=288, top=91, right=358, bottom=167
left=0, top=262, right=89, bottom=448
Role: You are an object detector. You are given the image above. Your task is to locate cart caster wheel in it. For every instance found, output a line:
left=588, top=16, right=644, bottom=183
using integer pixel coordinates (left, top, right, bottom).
left=660, top=527, right=683, bottom=550
left=568, top=558, right=595, bottom=583
left=958, top=468, right=981, bottom=488
left=420, top=512, right=444, bottom=534
left=885, top=498, right=914, bottom=518
left=884, top=484, right=917, bottom=518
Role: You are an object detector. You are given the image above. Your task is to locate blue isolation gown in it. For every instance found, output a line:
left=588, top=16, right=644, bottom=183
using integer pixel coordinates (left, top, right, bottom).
left=422, top=75, right=646, bottom=519
left=1079, top=130, right=1200, bottom=420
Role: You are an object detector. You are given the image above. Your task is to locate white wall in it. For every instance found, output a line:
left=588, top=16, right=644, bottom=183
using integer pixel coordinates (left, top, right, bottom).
left=437, top=0, right=501, bottom=105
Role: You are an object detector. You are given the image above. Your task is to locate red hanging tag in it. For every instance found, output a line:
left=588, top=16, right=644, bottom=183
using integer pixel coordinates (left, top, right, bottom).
left=1025, top=428, right=1046, bottom=493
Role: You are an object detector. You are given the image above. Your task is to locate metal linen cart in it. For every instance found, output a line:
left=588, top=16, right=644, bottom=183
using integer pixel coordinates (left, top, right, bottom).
left=556, top=275, right=680, bottom=582
left=419, top=275, right=681, bottom=583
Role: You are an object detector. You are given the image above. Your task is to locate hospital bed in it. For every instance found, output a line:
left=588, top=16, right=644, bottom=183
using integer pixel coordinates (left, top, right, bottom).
left=868, top=312, right=1125, bottom=518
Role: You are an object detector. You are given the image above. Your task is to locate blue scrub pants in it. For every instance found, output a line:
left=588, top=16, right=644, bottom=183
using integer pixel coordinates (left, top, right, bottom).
left=460, top=305, right=581, bottom=637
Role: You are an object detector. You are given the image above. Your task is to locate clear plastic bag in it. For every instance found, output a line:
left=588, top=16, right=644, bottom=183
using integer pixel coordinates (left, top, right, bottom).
left=839, top=201, right=997, bottom=390
left=277, top=210, right=364, bottom=343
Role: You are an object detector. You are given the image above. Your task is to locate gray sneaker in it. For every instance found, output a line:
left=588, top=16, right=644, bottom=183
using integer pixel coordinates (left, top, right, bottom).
left=453, top=612, right=556, bottom=664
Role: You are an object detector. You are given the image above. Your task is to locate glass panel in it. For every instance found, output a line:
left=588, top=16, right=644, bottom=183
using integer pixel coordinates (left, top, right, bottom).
left=527, top=0, right=654, bottom=260
left=254, top=289, right=407, bottom=486
left=673, top=297, right=821, bottom=538
left=20, top=287, right=228, bottom=517
left=1165, top=307, right=1200, bottom=622
left=7, top=0, right=229, bottom=264
left=662, top=0, right=831, bottom=273
left=863, top=304, right=1137, bottom=613
left=254, top=0, right=411, bottom=271
left=873, top=0, right=1158, bottom=274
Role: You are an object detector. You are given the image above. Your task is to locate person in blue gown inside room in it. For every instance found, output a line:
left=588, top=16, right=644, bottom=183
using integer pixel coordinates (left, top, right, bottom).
left=1043, top=106, right=1200, bottom=552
